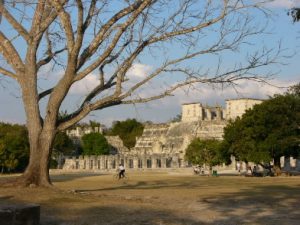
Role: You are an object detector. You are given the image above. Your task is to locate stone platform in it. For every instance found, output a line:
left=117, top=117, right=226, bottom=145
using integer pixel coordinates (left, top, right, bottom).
left=0, top=203, right=40, bottom=225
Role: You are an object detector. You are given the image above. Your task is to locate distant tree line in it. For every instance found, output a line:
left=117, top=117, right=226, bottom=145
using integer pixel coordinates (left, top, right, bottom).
left=79, top=118, right=144, bottom=155
left=0, top=123, right=29, bottom=173
left=0, top=118, right=144, bottom=173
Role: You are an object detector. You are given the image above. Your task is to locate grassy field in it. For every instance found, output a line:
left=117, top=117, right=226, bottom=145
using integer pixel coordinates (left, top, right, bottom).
left=1, top=170, right=300, bottom=225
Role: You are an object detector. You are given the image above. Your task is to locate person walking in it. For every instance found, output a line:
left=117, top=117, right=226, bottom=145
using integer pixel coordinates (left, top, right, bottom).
left=237, top=161, right=241, bottom=175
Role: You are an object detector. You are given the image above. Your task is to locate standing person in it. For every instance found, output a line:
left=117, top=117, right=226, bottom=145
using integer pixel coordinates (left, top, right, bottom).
left=253, top=165, right=257, bottom=176
left=237, top=161, right=241, bottom=175
left=193, top=165, right=200, bottom=175
left=118, top=164, right=125, bottom=179
left=247, top=166, right=253, bottom=176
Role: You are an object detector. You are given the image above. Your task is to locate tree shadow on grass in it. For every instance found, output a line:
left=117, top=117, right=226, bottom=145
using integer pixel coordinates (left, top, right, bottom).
left=1, top=182, right=300, bottom=225
left=50, top=172, right=108, bottom=183
left=73, top=175, right=229, bottom=192
left=73, top=179, right=204, bottom=193
left=41, top=204, right=202, bottom=225
left=71, top=182, right=300, bottom=225
left=194, top=184, right=300, bottom=225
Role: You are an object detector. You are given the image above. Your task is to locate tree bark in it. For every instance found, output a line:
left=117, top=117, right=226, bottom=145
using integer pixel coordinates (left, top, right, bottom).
left=16, top=72, right=57, bottom=187
left=20, top=130, right=55, bottom=187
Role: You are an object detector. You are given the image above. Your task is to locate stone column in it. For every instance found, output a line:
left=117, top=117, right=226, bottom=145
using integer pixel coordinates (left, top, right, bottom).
left=79, top=156, right=85, bottom=169
left=107, top=156, right=112, bottom=170
left=242, top=161, right=247, bottom=172
left=142, top=155, right=147, bottom=169
left=122, top=156, right=127, bottom=168
left=103, top=155, right=108, bottom=169
left=152, top=155, right=157, bottom=169
left=70, top=156, right=76, bottom=169
left=199, top=106, right=203, bottom=120
left=290, top=157, right=296, bottom=169
left=216, top=108, right=222, bottom=120
left=161, top=156, right=166, bottom=168
left=85, top=156, right=90, bottom=170
left=99, top=156, right=105, bottom=170
left=95, top=156, right=100, bottom=170
left=206, top=108, right=211, bottom=120
left=172, top=156, right=179, bottom=168
left=115, top=155, right=120, bottom=166
left=133, top=157, right=138, bottom=169
left=90, top=155, right=96, bottom=170
left=280, top=156, right=285, bottom=168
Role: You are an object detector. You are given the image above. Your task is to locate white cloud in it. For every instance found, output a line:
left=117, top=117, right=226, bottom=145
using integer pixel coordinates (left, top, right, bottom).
left=126, top=63, right=152, bottom=78
left=265, top=0, right=300, bottom=8
left=70, top=73, right=99, bottom=94
left=138, top=79, right=298, bottom=110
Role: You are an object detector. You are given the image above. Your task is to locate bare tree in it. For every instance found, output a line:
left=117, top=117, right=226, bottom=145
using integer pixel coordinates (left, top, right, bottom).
left=0, top=0, right=279, bottom=186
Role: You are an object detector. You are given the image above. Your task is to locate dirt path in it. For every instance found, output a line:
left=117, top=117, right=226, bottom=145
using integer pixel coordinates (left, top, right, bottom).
left=1, top=171, right=300, bottom=225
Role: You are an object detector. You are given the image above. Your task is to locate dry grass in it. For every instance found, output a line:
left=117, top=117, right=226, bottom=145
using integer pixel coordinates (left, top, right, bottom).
left=1, top=170, right=300, bottom=225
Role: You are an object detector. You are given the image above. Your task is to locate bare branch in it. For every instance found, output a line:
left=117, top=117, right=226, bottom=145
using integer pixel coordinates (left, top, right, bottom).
left=50, top=0, right=74, bottom=51
left=30, top=0, right=46, bottom=37
left=38, top=88, right=54, bottom=100
left=37, top=30, right=67, bottom=69
left=0, top=32, right=24, bottom=73
left=147, top=0, right=228, bottom=45
left=0, top=66, right=17, bottom=79
left=72, top=0, right=84, bottom=56
left=76, top=0, right=153, bottom=72
left=57, top=96, right=122, bottom=131
left=82, top=0, right=97, bottom=32
left=0, top=4, right=31, bottom=42
left=38, top=2, right=64, bottom=37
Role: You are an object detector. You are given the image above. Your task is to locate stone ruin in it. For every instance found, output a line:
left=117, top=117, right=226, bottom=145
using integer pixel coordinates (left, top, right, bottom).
left=63, top=101, right=300, bottom=173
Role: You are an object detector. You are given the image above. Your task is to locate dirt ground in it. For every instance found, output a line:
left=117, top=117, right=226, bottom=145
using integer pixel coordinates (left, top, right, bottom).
left=1, top=170, right=300, bottom=225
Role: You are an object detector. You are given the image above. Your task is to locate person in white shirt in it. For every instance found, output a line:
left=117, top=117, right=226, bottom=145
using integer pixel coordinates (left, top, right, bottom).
left=118, top=164, right=125, bottom=179
left=237, top=162, right=241, bottom=174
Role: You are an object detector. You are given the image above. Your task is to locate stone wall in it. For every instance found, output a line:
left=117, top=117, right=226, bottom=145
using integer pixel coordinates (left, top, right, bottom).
left=63, top=153, right=183, bottom=170
left=182, top=102, right=224, bottom=122
left=225, top=98, right=263, bottom=120
left=63, top=154, right=300, bottom=172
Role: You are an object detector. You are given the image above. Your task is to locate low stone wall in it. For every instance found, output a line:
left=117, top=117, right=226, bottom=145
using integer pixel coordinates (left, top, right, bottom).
left=0, top=204, right=40, bottom=225
left=63, top=154, right=300, bottom=173
left=63, top=154, right=185, bottom=170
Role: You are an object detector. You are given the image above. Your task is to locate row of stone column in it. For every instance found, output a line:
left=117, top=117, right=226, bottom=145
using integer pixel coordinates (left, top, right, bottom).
left=63, top=154, right=184, bottom=170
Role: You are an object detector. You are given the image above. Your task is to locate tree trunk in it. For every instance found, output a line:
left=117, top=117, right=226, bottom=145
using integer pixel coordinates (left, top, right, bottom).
left=19, top=130, right=56, bottom=187
left=273, top=156, right=281, bottom=176
left=209, top=166, right=212, bottom=176
left=274, top=156, right=281, bottom=168
left=18, top=67, right=57, bottom=187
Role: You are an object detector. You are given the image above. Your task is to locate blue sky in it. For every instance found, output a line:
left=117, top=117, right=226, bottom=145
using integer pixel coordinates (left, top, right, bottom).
left=0, top=0, right=299, bottom=127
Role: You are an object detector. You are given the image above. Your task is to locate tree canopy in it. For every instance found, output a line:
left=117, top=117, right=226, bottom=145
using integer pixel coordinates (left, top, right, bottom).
left=0, top=123, right=29, bottom=173
left=53, top=131, right=74, bottom=155
left=108, top=119, right=144, bottom=149
left=185, top=138, right=229, bottom=171
left=222, top=85, right=300, bottom=167
left=289, top=8, right=300, bottom=22
left=81, top=132, right=110, bottom=155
